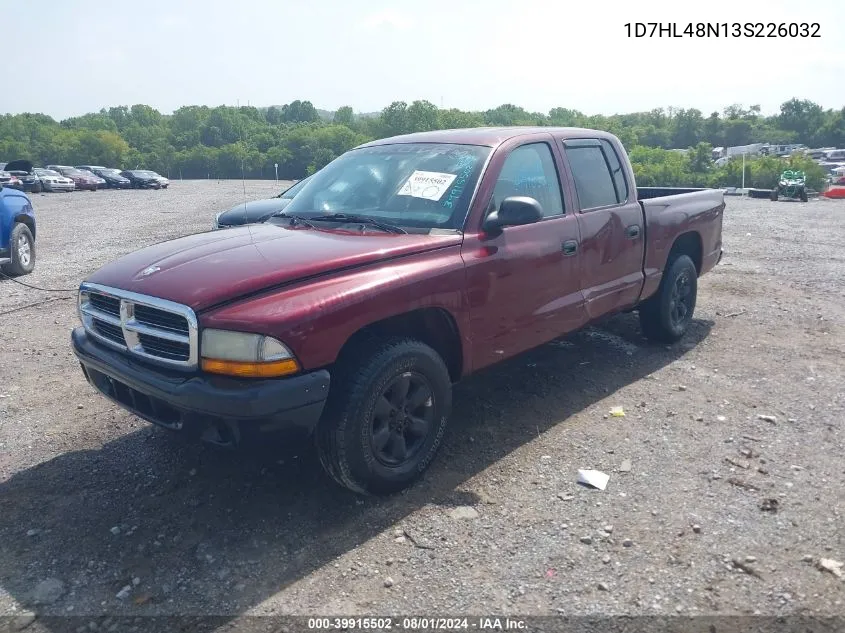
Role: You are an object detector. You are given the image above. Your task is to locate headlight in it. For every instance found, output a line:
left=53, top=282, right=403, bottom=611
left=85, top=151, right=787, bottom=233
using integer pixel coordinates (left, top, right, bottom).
left=200, top=329, right=300, bottom=378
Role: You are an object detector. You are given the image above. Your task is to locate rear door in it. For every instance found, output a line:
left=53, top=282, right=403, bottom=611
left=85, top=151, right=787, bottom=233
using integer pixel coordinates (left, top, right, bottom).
left=559, top=138, right=645, bottom=319
left=462, top=137, right=588, bottom=370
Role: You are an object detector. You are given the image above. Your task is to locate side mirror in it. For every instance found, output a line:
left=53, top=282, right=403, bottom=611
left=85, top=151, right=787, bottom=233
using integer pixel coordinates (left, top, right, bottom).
left=482, top=196, right=543, bottom=234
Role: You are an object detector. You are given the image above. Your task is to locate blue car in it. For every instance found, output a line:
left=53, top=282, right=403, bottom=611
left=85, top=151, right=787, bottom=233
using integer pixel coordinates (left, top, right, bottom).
left=0, top=182, right=36, bottom=276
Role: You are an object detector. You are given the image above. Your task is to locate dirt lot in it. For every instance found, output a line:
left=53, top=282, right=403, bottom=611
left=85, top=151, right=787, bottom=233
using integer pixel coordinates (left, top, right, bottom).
left=1, top=182, right=843, bottom=628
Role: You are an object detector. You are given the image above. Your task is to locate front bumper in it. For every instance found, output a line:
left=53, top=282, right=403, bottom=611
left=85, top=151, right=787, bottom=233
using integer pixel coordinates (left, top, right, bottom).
left=72, top=327, right=331, bottom=446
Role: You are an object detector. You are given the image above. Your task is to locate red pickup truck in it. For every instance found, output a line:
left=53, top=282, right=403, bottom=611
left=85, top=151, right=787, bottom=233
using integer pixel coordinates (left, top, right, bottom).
left=72, top=127, right=724, bottom=494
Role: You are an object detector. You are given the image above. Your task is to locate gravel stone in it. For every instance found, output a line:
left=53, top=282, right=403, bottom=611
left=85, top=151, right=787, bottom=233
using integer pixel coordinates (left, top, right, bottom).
left=448, top=506, right=479, bottom=520
left=29, top=579, right=65, bottom=605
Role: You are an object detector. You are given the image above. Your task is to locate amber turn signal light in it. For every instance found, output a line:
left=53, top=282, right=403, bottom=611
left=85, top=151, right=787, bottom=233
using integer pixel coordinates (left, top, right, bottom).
left=200, top=357, right=300, bottom=378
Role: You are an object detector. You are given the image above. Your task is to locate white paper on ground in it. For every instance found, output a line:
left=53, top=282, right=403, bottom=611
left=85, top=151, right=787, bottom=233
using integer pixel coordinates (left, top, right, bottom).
left=397, top=170, right=457, bottom=201
left=577, top=469, right=610, bottom=490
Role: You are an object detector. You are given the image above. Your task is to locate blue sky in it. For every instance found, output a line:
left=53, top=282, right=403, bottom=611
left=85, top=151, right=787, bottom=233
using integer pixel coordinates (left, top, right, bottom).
left=4, top=0, right=843, bottom=119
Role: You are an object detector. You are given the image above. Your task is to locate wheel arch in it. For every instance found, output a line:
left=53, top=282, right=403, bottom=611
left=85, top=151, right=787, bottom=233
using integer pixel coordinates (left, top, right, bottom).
left=334, top=307, right=464, bottom=383
left=14, top=214, right=35, bottom=241
left=666, top=231, right=702, bottom=275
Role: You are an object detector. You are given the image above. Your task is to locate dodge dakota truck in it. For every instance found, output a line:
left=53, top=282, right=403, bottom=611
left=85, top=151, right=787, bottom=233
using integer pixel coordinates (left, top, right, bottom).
left=71, top=127, right=724, bottom=495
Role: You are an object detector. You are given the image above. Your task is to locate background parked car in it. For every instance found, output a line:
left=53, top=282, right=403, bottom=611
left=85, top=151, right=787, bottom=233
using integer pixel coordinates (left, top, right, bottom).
left=0, top=160, right=42, bottom=193
left=148, top=171, right=169, bottom=188
left=120, top=170, right=162, bottom=189
left=33, top=168, right=75, bottom=192
left=46, top=165, right=100, bottom=191
left=0, top=171, right=23, bottom=190
left=77, top=169, right=107, bottom=188
left=90, top=167, right=131, bottom=188
left=213, top=175, right=312, bottom=229
left=75, top=165, right=105, bottom=173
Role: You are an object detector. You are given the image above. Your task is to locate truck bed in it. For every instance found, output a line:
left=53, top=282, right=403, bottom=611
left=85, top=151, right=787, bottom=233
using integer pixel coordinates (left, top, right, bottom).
left=636, top=186, right=725, bottom=300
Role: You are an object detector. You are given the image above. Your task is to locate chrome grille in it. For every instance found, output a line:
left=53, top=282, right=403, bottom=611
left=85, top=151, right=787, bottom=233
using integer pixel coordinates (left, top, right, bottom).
left=78, top=282, right=198, bottom=369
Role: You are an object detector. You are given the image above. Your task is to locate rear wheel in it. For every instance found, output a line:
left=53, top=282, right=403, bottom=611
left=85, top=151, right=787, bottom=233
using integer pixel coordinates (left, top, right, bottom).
left=638, top=254, right=697, bottom=343
left=316, top=337, right=452, bottom=495
left=2, top=223, right=35, bottom=276
left=799, top=188, right=808, bottom=202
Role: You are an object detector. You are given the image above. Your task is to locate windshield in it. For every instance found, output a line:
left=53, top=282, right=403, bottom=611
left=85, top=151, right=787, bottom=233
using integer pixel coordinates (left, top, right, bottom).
left=100, top=169, right=122, bottom=176
left=282, top=143, right=491, bottom=230
left=36, top=169, right=60, bottom=177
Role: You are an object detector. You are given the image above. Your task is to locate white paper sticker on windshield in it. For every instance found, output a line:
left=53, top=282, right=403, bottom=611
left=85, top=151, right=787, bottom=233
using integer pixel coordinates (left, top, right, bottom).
left=397, top=170, right=457, bottom=201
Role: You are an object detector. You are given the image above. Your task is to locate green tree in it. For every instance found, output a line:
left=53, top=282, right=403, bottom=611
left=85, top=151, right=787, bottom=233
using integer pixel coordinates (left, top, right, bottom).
left=778, top=99, right=825, bottom=145
left=281, top=100, right=319, bottom=124
left=333, top=106, right=355, bottom=127
left=671, top=109, right=703, bottom=148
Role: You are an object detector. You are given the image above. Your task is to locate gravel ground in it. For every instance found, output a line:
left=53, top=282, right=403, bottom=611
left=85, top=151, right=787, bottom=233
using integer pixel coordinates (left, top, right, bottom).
left=0, top=182, right=843, bottom=628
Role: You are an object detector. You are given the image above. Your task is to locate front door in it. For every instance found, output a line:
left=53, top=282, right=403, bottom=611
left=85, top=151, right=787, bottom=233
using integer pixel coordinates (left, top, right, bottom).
left=461, top=138, right=588, bottom=371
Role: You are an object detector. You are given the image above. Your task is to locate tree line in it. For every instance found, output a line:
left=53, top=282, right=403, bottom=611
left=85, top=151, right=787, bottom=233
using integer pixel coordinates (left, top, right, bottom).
left=1, top=98, right=842, bottom=191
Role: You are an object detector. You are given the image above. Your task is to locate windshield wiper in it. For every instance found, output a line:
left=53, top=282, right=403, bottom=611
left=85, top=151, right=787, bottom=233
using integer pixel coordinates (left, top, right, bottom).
left=269, top=212, right=315, bottom=228
left=307, top=213, right=407, bottom=234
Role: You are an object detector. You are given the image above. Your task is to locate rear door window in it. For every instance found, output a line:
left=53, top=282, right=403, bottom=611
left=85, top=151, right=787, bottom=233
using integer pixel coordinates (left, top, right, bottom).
left=600, top=139, right=629, bottom=203
left=563, top=141, right=619, bottom=210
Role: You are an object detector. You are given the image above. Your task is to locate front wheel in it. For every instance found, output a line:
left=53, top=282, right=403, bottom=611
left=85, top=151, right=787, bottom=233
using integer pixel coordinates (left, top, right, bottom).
left=2, top=222, right=35, bottom=276
left=316, top=338, right=452, bottom=495
left=638, top=254, right=697, bottom=343
left=770, top=189, right=778, bottom=201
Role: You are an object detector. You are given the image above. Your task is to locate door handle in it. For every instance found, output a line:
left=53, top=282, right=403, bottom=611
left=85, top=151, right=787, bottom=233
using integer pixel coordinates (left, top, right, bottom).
left=562, top=240, right=578, bottom=256
left=625, top=224, right=641, bottom=239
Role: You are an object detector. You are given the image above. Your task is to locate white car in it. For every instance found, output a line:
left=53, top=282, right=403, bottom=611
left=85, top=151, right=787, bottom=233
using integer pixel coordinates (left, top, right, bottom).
left=33, top=168, right=75, bottom=192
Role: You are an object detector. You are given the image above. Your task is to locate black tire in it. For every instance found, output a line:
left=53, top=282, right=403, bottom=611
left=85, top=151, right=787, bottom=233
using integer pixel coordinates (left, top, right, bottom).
left=316, top=337, right=452, bottom=495
left=31, top=182, right=42, bottom=194
left=770, top=189, right=778, bottom=202
left=638, top=254, right=697, bottom=344
left=2, top=222, right=35, bottom=276
left=799, top=188, right=808, bottom=202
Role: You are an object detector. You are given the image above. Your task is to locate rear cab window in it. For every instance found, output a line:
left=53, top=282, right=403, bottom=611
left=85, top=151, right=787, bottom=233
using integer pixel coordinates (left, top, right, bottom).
left=562, top=138, right=629, bottom=211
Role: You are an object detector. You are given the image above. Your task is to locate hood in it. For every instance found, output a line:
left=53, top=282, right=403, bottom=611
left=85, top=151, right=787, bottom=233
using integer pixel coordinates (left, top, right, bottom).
left=3, top=160, right=33, bottom=173
left=85, top=223, right=462, bottom=312
left=217, top=198, right=291, bottom=225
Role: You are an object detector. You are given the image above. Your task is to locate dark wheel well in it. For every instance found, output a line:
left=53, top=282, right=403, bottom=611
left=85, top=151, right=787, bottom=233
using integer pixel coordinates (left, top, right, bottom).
left=14, top=214, right=35, bottom=241
left=667, top=231, right=702, bottom=275
left=336, top=308, right=463, bottom=382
